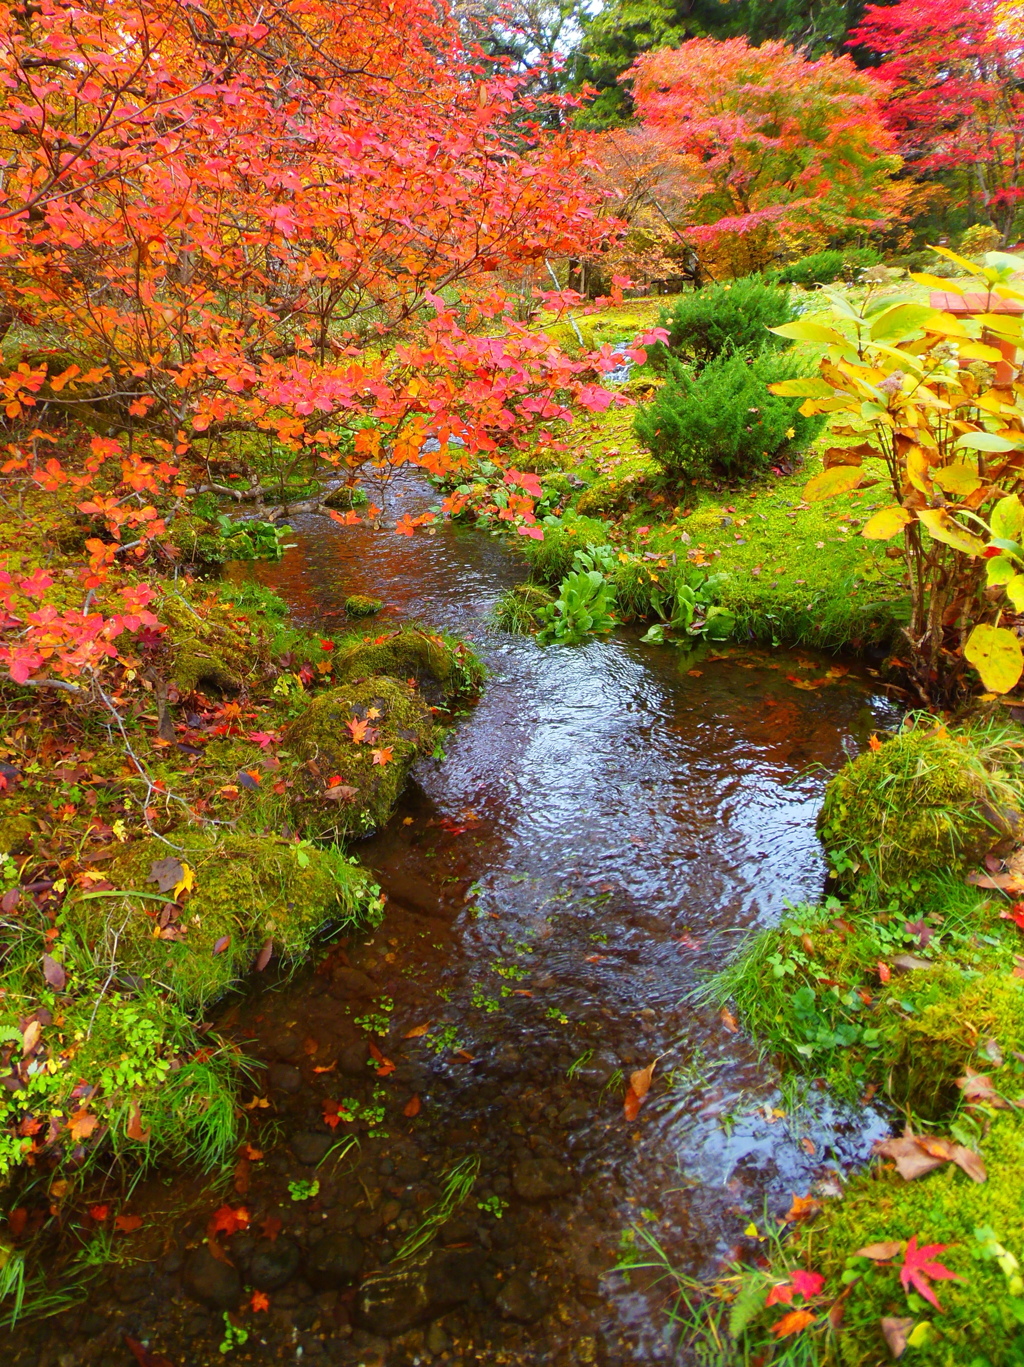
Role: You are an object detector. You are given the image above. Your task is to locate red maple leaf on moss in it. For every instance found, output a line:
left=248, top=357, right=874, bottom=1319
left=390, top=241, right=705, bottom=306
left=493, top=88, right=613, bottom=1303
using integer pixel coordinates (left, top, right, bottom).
left=899, top=1236, right=961, bottom=1310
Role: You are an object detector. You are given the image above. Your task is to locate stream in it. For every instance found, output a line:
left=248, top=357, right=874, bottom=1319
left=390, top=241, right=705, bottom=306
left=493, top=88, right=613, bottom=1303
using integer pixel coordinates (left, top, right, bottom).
left=21, top=477, right=899, bottom=1367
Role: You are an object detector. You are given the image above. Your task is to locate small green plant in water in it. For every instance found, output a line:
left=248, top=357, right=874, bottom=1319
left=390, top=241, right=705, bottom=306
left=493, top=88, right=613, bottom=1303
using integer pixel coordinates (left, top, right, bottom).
left=640, top=568, right=735, bottom=647
left=216, top=514, right=295, bottom=562
left=288, top=1178, right=320, bottom=1202
left=219, top=1312, right=249, bottom=1353
left=478, top=1194, right=509, bottom=1219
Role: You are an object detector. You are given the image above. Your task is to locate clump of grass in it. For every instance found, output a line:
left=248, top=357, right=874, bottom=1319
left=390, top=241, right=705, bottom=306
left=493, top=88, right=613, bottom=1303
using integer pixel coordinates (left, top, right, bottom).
left=394, top=1155, right=481, bottom=1262
left=492, top=582, right=554, bottom=634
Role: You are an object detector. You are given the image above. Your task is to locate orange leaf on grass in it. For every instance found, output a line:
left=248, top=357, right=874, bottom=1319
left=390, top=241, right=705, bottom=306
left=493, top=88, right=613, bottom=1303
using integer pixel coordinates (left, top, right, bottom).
left=68, top=1109, right=98, bottom=1142
left=770, top=1309, right=815, bottom=1338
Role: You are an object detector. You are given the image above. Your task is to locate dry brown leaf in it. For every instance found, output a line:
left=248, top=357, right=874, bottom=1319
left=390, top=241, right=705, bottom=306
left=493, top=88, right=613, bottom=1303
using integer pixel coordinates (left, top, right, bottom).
left=720, top=1007, right=738, bottom=1033
left=403, top=1094, right=421, bottom=1118
left=630, top=1061, right=656, bottom=1101
left=784, top=1192, right=820, bottom=1223
left=623, top=1087, right=642, bottom=1122
left=126, top=1102, right=151, bottom=1143
left=874, top=1132, right=986, bottom=1183
left=881, top=1316, right=913, bottom=1359
left=916, top=1135, right=987, bottom=1183
left=891, top=953, right=933, bottom=972
left=855, top=1241, right=903, bottom=1261
left=21, top=1019, right=41, bottom=1057
left=403, top=1023, right=431, bottom=1039
left=956, top=1067, right=1010, bottom=1108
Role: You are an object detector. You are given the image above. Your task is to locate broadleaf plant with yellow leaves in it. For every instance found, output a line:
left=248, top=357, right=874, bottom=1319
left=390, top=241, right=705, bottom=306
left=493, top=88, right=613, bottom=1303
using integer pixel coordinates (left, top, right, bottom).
left=769, top=247, right=1024, bottom=702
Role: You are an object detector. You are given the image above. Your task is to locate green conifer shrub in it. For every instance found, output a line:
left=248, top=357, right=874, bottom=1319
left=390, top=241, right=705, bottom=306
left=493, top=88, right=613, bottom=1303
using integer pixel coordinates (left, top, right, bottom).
left=650, top=277, right=796, bottom=371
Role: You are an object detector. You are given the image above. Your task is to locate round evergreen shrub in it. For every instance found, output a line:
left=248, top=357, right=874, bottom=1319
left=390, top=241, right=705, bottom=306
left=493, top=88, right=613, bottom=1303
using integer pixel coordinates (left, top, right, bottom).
left=768, top=246, right=882, bottom=287
left=633, top=349, right=827, bottom=483
left=649, top=276, right=796, bottom=372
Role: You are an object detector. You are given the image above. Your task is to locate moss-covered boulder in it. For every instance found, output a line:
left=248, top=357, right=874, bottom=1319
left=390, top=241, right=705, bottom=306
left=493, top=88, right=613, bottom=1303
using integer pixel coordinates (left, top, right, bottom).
left=345, top=594, right=383, bottom=617
left=332, top=626, right=483, bottom=704
left=159, top=590, right=271, bottom=697
left=783, top=1111, right=1024, bottom=1366
left=72, top=831, right=371, bottom=1009
left=819, top=722, right=1024, bottom=882
left=283, top=675, right=437, bottom=839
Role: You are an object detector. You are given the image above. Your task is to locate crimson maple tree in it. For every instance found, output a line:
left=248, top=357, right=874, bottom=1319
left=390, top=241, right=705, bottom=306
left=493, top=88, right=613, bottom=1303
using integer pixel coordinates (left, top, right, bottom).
left=623, top=37, right=900, bottom=275
left=851, top=0, right=1024, bottom=241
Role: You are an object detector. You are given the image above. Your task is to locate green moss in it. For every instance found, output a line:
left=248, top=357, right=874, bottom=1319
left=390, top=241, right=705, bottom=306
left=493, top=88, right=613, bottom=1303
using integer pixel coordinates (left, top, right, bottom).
left=520, top=512, right=614, bottom=583
left=820, top=720, right=1024, bottom=883
left=0, top=813, right=35, bottom=858
left=784, top=1112, right=1024, bottom=1366
left=576, top=468, right=651, bottom=517
left=73, top=831, right=371, bottom=1010
left=345, top=594, right=383, bottom=617
left=283, top=675, right=436, bottom=839
left=159, top=589, right=270, bottom=696
left=331, top=625, right=484, bottom=701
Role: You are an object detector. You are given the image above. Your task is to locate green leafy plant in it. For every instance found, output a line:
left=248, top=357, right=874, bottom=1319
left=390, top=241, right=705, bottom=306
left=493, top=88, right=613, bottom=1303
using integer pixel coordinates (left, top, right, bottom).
left=287, top=1178, right=320, bottom=1202
left=219, top=1312, right=249, bottom=1354
left=536, top=569, right=617, bottom=645
left=768, top=246, right=882, bottom=288
left=777, top=246, right=1024, bottom=701
left=640, top=567, right=735, bottom=646
left=635, top=349, right=827, bottom=484
left=216, top=514, right=295, bottom=562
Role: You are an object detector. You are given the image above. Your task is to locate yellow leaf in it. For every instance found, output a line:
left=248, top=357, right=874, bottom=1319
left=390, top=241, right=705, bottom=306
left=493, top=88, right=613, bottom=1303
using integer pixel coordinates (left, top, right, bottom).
left=916, top=508, right=986, bottom=556
left=803, top=465, right=863, bottom=502
left=932, top=462, right=982, bottom=497
left=906, top=444, right=932, bottom=495
left=965, top=624, right=1024, bottom=693
left=1006, top=574, right=1024, bottom=613
left=862, top=506, right=913, bottom=540
left=173, top=862, right=194, bottom=900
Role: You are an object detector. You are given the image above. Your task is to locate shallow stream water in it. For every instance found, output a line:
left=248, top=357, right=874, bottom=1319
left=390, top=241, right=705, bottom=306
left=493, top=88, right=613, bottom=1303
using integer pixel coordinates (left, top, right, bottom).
left=20, top=478, right=899, bottom=1367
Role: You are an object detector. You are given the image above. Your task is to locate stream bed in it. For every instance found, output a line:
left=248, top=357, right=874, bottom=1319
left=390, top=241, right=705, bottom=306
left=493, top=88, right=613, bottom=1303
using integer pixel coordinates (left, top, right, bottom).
left=19, top=483, right=899, bottom=1367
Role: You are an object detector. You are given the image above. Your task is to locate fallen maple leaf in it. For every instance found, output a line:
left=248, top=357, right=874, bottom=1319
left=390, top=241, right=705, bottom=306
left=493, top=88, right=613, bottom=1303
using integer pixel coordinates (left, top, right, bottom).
left=1001, top=905, right=1024, bottom=931
left=68, top=1109, right=98, bottom=1142
left=114, top=1213, right=143, bottom=1233
left=208, top=1204, right=250, bottom=1239
left=770, top=1308, right=815, bottom=1338
left=898, top=1235, right=961, bottom=1310
left=367, top=1039, right=396, bottom=1077
left=874, top=1131, right=986, bottom=1183
left=371, top=746, right=394, bottom=766
left=261, top=1214, right=283, bottom=1242
left=868, top=733, right=882, bottom=751
left=126, top=1102, right=151, bottom=1142
left=89, top=1203, right=109, bottom=1222
left=784, top=1192, right=820, bottom=1223
left=346, top=717, right=369, bottom=744
left=251, top=1290, right=270, bottom=1312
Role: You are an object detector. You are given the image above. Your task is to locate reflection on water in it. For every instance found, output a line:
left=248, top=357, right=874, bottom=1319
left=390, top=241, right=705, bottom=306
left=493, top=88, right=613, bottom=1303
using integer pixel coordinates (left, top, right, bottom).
left=242, top=475, right=898, bottom=1361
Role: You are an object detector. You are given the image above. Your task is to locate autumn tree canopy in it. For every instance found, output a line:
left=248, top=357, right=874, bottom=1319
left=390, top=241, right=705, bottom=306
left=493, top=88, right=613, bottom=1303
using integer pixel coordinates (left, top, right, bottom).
left=622, top=37, right=899, bottom=274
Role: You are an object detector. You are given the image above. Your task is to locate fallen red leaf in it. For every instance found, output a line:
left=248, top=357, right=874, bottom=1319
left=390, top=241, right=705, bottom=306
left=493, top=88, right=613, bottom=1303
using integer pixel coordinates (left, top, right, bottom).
left=250, top=1290, right=270, bottom=1312
left=114, top=1213, right=143, bottom=1233
left=208, top=1204, right=250, bottom=1239
left=770, top=1308, right=815, bottom=1338
left=898, top=1235, right=961, bottom=1311
left=404, top=1094, right=421, bottom=1117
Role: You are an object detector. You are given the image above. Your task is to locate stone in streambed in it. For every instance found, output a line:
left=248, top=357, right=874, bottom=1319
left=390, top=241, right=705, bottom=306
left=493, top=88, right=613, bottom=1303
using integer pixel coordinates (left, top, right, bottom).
left=512, top=1156, right=574, bottom=1201
left=250, top=1238, right=301, bottom=1290
left=291, top=1131, right=333, bottom=1166
left=496, top=1273, right=552, bottom=1323
left=182, top=1246, right=242, bottom=1310
left=354, top=1248, right=476, bottom=1336
left=268, top=1062, right=302, bottom=1093
left=306, top=1231, right=365, bottom=1289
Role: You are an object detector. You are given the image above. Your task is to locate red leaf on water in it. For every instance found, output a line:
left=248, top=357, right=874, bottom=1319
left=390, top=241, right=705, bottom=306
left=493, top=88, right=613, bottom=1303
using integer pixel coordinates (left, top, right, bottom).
left=114, top=1213, right=143, bottom=1233
left=404, top=1094, right=421, bottom=1117
left=208, top=1204, right=249, bottom=1240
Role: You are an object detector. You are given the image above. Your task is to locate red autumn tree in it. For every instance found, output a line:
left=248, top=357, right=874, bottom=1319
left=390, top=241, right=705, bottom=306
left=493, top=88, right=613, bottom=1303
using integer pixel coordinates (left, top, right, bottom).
left=851, top=0, right=1024, bottom=241
left=0, top=0, right=629, bottom=687
left=623, top=37, right=900, bottom=275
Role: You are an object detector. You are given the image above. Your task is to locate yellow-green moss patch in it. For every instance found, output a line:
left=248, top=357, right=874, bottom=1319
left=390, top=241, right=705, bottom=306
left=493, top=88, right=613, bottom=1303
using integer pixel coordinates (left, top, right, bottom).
left=72, top=830, right=371, bottom=1009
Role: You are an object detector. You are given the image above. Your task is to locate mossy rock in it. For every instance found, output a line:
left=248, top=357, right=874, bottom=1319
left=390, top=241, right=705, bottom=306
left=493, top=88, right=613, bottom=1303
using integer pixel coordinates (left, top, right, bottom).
left=819, top=723, right=1024, bottom=882
left=72, top=831, right=371, bottom=1010
left=576, top=471, right=648, bottom=517
left=886, top=966, right=1024, bottom=1119
left=783, top=1111, right=1024, bottom=1366
left=332, top=626, right=483, bottom=704
left=324, top=485, right=369, bottom=511
left=159, top=590, right=270, bottom=696
left=283, top=675, right=436, bottom=839
left=345, top=594, right=383, bottom=617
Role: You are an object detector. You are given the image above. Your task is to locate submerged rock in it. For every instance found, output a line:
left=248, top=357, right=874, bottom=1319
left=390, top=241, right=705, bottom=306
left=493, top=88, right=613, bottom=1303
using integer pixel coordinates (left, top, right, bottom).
left=182, top=1246, right=242, bottom=1310
left=512, top=1156, right=574, bottom=1201
left=354, top=1248, right=476, bottom=1336
left=306, top=1231, right=364, bottom=1288
left=250, top=1238, right=301, bottom=1290
left=496, top=1273, right=552, bottom=1323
